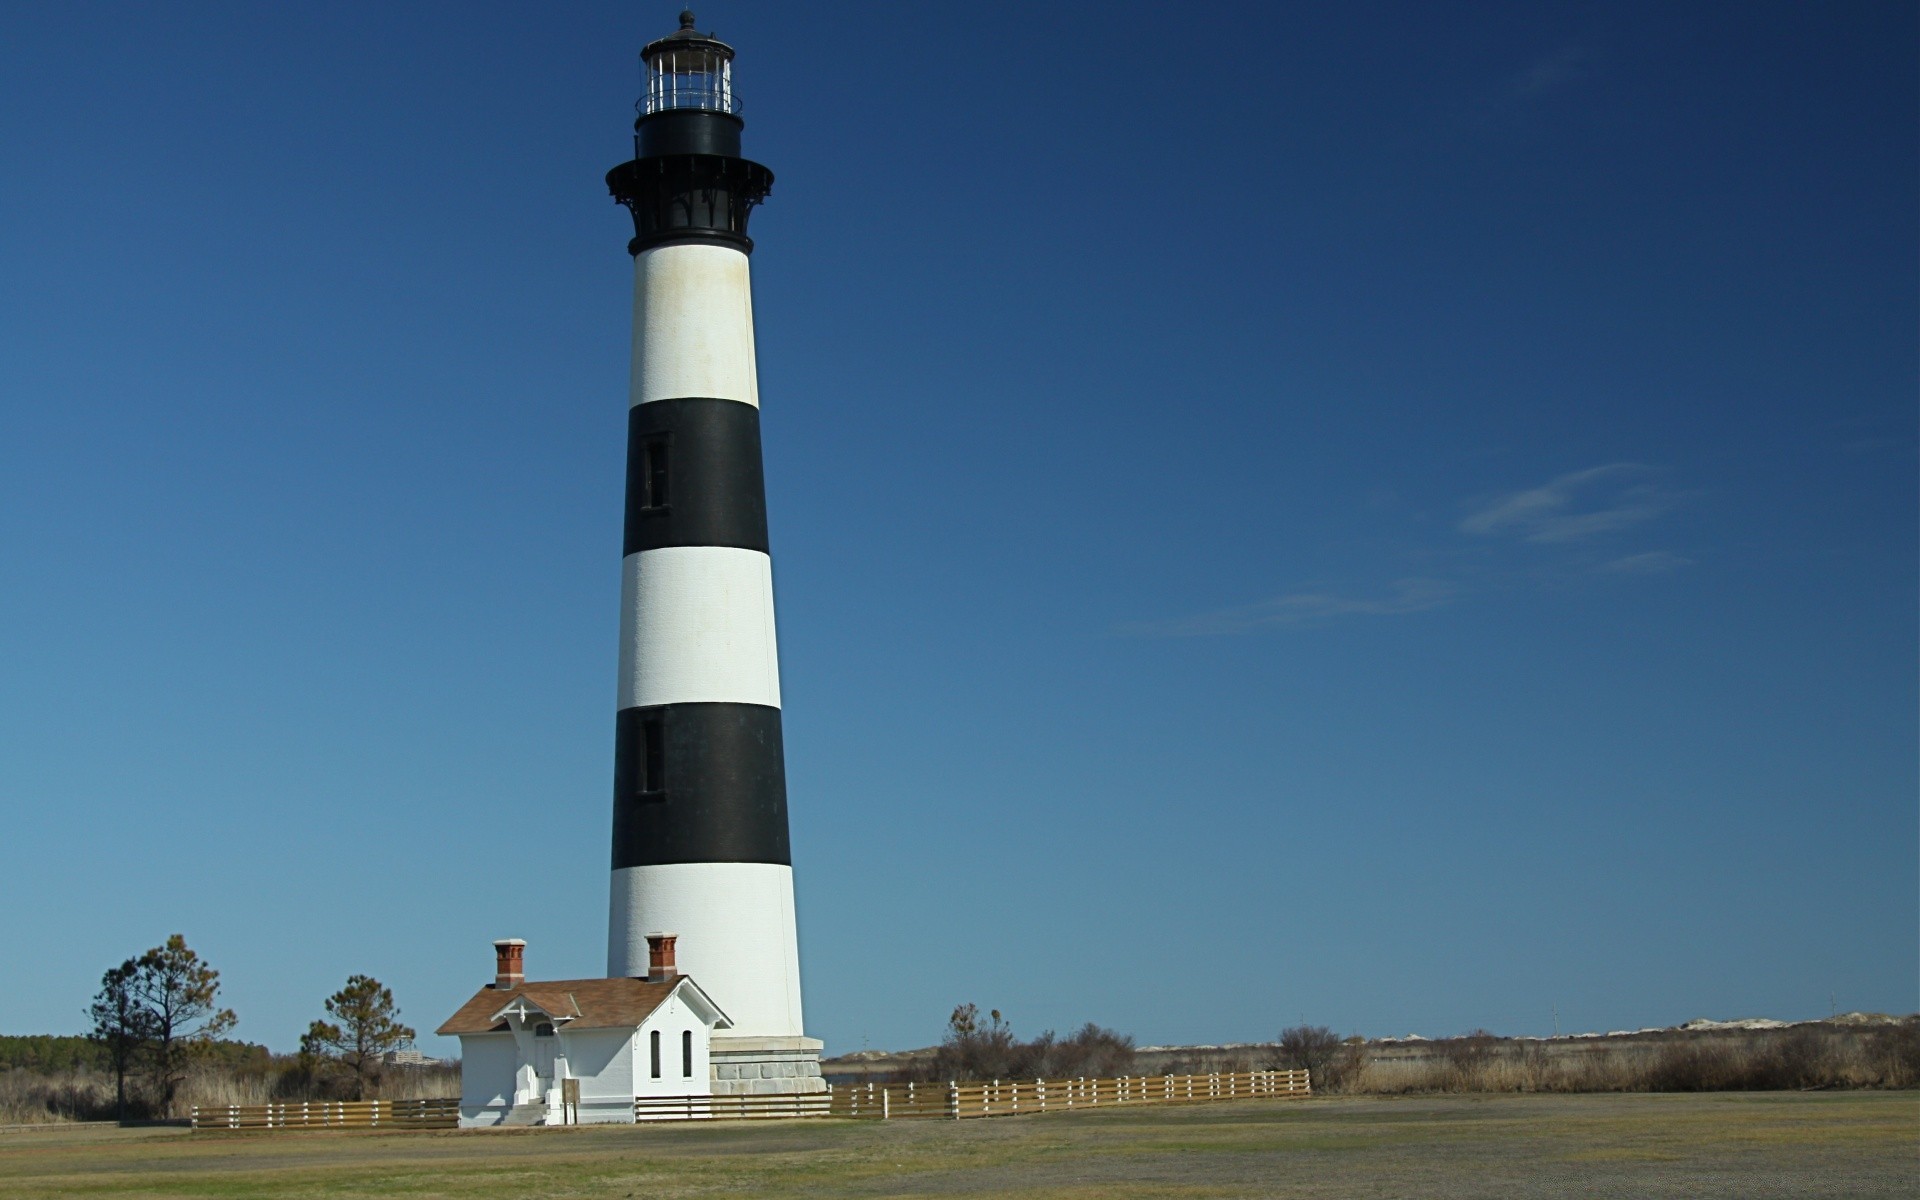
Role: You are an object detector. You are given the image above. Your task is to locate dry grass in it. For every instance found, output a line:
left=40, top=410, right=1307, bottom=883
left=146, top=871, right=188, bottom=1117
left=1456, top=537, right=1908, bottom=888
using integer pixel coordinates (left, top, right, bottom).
left=1334, top=1023, right=1920, bottom=1095
left=0, top=1071, right=110, bottom=1126
left=0, top=1092, right=1912, bottom=1199
left=0, top=1063, right=459, bottom=1126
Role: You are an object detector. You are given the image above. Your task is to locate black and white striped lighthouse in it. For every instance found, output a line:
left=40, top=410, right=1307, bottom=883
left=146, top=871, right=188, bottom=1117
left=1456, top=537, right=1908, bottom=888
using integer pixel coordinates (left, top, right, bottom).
left=603, top=11, right=812, bottom=1068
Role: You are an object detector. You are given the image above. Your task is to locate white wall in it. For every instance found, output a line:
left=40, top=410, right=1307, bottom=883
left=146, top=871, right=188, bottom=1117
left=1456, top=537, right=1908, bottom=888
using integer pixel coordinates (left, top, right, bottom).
left=560, top=1028, right=639, bottom=1124
left=456, top=1033, right=518, bottom=1127
left=634, top=992, right=713, bottom=1099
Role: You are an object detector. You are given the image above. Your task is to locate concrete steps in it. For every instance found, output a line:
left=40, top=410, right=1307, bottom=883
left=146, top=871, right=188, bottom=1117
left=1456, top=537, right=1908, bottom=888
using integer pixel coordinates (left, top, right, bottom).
left=500, top=1102, right=547, bottom=1127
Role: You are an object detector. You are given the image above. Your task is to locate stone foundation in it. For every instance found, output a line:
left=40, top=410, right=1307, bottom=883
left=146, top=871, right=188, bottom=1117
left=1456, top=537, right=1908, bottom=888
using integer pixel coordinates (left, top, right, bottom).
left=709, top=1035, right=826, bottom=1095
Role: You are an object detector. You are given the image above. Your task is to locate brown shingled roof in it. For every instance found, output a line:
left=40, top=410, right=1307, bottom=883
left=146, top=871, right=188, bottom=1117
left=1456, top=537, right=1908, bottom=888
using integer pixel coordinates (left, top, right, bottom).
left=437, top=977, right=689, bottom=1036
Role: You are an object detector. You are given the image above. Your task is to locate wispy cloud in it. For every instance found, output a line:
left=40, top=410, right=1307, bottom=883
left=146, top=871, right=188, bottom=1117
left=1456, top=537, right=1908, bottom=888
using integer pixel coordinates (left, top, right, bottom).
left=1460, top=464, right=1672, bottom=543
left=1513, top=47, right=1589, bottom=98
left=1598, top=550, right=1694, bottom=575
left=1117, top=578, right=1460, bottom=638
left=1122, top=462, right=1687, bottom=637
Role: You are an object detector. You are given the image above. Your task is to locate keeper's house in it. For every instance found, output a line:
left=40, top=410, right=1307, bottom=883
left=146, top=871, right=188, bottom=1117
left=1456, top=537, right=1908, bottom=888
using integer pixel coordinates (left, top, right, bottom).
left=438, top=936, right=729, bottom=1127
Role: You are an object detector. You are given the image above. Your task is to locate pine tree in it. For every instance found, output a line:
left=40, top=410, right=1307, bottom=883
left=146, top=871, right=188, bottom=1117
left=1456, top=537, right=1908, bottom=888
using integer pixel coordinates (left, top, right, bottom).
left=127, top=935, right=237, bottom=1116
left=301, top=976, right=416, bottom=1100
left=86, top=960, right=157, bottom=1120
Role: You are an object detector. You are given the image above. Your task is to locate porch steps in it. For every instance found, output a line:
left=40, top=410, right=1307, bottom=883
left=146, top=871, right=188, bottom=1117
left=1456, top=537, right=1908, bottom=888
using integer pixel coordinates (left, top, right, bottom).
left=501, top=1102, right=547, bottom=1127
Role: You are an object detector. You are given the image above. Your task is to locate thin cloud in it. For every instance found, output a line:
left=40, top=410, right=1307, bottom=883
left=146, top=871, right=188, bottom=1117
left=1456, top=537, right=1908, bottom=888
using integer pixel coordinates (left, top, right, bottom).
left=1118, top=578, right=1460, bottom=638
left=1513, top=47, right=1589, bottom=97
left=1598, top=551, right=1694, bottom=575
left=1460, top=464, right=1673, bottom=544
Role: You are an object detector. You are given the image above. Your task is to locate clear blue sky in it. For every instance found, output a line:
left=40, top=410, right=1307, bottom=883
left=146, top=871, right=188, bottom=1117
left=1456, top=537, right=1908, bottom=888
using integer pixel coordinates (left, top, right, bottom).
left=2, top=1, right=1913, bottom=1059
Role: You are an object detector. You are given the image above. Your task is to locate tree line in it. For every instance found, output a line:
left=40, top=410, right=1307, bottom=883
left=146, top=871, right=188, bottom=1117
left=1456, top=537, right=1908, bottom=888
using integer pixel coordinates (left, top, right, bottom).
left=84, top=934, right=417, bottom=1118
left=908, top=1005, right=1358, bottom=1087
left=0, top=1034, right=269, bottom=1074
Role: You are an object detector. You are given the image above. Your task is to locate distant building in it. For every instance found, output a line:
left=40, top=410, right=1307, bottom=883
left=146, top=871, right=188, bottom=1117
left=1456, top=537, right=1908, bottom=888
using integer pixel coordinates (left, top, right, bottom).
left=380, top=1045, right=435, bottom=1067
left=437, top=938, right=731, bottom=1127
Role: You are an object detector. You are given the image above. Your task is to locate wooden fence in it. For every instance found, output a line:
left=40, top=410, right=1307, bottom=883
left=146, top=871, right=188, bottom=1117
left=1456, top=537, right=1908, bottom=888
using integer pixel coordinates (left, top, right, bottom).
left=192, top=1069, right=1307, bottom=1131
left=190, top=1098, right=460, bottom=1130
left=635, top=1091, right=834, bottom=1121
left=829, top=1069, right=1310, bottom=1120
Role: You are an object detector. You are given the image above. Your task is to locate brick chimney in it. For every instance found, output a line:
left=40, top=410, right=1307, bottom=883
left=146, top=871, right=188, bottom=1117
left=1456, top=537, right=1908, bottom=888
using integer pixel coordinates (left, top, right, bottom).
left=645, top=932, right=678, bottom=983
left=492, top=938, right=525, bottom=989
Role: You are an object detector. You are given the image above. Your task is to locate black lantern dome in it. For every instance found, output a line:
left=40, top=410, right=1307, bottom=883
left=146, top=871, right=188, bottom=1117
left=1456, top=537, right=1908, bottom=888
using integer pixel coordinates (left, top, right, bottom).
left=608, top=10, right=774, bottom=256
left=641, top=10, right=737, bottom=115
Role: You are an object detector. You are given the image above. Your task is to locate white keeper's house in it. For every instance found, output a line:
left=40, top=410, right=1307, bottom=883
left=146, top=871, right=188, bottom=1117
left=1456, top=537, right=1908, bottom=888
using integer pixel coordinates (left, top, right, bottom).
left=438, top=937, right=733, bottom=1127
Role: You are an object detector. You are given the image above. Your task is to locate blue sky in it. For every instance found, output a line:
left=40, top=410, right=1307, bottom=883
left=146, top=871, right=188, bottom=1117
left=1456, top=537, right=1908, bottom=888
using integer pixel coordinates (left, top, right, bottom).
left=1, top=1, right=1913, bottom=1058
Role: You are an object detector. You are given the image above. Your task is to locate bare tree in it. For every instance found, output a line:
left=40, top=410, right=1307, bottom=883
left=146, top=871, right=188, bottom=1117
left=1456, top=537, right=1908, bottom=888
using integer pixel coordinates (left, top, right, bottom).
left=930, top=1004, right=1017, bottom=1081
left=127, top=935, right=237, bottom=1115
left=1270, top=1024, right=1343, bottom=1090
left=86, top=959, right=157, bottom=1120
left=301, top=976, right=416, bottom=1100
left=918, top=1007, right=1137, bottom=1083
left=1015, top=1023, right=1136, bottom=1079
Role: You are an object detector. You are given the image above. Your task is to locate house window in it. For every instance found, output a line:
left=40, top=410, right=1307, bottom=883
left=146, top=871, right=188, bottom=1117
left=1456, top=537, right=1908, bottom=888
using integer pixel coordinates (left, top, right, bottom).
left=534, top=1023, right=555, bottom=1037
left=650, top=1030, right=661, bottom=1079
left=682, top=1030, right=693, bottom=1078
left=642, top=436, right=670, bottom=509
left=641, top=713, right=665, bottom=797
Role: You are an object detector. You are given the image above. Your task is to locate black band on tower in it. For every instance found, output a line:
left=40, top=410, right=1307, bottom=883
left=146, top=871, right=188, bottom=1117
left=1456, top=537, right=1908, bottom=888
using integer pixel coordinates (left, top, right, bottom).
left=624, top=397, right=769, bottom=555
left=612, top=702, right=791, bottom=868
left=637, top=109, right=743, bottom=157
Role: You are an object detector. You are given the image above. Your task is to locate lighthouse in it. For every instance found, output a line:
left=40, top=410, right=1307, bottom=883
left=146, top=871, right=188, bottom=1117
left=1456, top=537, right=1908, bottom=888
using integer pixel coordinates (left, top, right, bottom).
left=604, top=12, right=821, bottom=1092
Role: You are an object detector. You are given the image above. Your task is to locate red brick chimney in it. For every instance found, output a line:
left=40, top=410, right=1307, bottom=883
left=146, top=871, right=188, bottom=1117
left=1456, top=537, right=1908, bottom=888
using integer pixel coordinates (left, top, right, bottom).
left=645, top=932, right=678, bottom=983
left=493, top=938, right=525, bottom=989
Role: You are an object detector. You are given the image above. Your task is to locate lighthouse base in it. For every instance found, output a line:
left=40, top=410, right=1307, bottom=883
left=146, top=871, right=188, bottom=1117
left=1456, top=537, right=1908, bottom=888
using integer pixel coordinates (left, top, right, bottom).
left=709, top=1035, right=826, bottom=1095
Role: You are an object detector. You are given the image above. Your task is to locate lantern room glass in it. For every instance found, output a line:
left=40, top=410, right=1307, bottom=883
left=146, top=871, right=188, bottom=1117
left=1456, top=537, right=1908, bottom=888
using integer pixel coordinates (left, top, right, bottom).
left=643, top=46, right=735, bottom=115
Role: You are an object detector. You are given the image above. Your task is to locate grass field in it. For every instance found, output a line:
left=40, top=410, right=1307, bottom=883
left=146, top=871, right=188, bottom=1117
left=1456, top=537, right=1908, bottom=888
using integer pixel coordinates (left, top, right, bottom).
left=2, top=1092, right=1912, bottom=1199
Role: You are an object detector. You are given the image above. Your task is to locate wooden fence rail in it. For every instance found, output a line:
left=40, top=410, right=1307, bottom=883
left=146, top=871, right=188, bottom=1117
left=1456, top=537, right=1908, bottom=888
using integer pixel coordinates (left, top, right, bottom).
left=193, top=1070, right=1308, bottom=1131
left=828, top=1069, right=1310, bottom=1120
left=634, top=1092, right=834, bottom=1121
left=190, top=1097, right=460, bottom=1130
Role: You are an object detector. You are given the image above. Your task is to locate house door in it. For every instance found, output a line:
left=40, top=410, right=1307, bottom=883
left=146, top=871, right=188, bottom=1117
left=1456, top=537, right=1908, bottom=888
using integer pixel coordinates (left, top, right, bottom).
left=533, top=1023, right=558, bottom=1088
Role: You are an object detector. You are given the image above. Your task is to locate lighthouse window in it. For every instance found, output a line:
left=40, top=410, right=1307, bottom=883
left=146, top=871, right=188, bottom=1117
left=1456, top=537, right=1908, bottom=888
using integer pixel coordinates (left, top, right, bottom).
left=682, top=1030, right=693, bottom=1078
left=641, top=714, right=665, bottom=795
left=642, top=436, right=671, bottom=509
left=650, top=1030, right=662, bottom=1078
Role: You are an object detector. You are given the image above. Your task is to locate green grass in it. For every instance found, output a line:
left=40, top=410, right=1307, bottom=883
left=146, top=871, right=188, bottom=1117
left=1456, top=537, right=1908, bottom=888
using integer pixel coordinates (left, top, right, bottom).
left=1, top=1092, right=1912, bottom=1199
